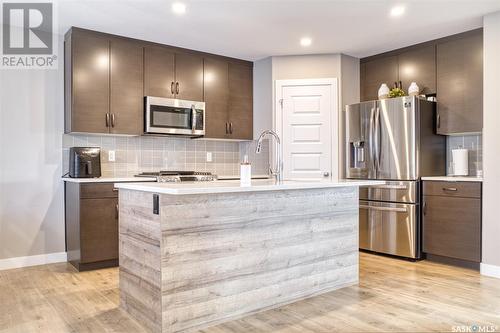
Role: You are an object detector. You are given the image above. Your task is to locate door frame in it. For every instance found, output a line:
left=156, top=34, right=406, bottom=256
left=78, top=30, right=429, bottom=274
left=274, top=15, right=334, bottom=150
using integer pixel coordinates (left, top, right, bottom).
left=274, top=78, right=339, bottom=180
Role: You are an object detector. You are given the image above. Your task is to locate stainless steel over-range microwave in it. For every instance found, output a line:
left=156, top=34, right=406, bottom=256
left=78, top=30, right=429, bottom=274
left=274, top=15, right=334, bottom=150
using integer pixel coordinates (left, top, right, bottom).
left=145, top=96, right=205, bottom=136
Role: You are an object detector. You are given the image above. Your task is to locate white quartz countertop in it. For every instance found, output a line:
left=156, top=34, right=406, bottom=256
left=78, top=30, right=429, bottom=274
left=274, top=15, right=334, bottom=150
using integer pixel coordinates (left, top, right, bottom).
left=421, top=176, right=483, bottom=182
left=62, top=177, right=157, bottom=183
left=114, top=179, right=385, bottom=195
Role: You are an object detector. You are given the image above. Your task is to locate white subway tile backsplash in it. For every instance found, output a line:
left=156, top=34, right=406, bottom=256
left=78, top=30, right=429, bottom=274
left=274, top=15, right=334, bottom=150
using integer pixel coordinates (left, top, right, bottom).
left=63, top=134, right=269, bottom=178
left=446, top=134, right=482, bottom=176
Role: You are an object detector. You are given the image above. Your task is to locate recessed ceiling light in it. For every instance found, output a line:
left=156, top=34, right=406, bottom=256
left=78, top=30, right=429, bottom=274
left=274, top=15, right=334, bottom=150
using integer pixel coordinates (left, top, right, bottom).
left=300, top=37, right=312, bottom=47
left=172, top=2, right=186, bottom=15
left=390, top=5, right=405, bottom=17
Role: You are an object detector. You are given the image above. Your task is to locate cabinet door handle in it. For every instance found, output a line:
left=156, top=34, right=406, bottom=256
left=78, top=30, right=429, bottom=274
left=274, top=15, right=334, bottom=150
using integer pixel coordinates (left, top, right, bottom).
left=171, top=82, right=175, bottom=95
left=399, top=81, right=402, bottom=89
left=229, top=122, right=233, bottom=134
left=225, top=122, right=229, bottom=134
left=175, top=82, right=179, bottom=95
left=442, top=187, right=458, bottom=192
left=111, top=114, right=115, bottom=128
left=437, top=114, right=441, bottom=129
left=423, top=201, right=427, bottom=216
left=359, top=205, right=407, bottom=213
left=115, top=204, right=119, bottom=220
left=105, top=113, right=110, bottom=127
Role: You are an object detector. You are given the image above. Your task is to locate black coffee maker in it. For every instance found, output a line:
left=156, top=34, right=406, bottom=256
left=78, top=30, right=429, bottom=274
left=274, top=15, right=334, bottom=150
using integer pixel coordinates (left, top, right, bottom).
left=69, top=147, right=101, bottom=178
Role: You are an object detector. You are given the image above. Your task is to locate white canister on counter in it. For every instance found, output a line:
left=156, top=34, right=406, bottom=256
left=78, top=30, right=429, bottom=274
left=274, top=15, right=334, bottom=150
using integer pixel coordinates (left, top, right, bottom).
left=240, top=155, right=252, bottom=187
left=452, top=148, right=469, bottom=176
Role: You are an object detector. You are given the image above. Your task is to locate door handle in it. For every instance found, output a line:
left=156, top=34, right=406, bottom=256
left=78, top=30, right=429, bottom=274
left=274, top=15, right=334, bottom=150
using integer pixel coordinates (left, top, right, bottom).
left=369, top=107, right=376, bottom=172
left=323, top=172, right=330, bottom=177
left=229, top=122, right=233, bottom=134
left=442, top=187, right=458, bottom=192
left=175, top=82, right=179, bottom=95
left=111, top=113, right=115, bottom=128
left=115, top=204, right=119, bottom=220
left=225, top=122, right=229, bottom=134
left=191, top=105, right=197, bottom=132
left=423, top=201, right=427, bottom=216
left=374, top=107, right=381, bottom=171
left=105, top=113, right=110, bottom=127
left=85, top=161, right=93, bottom=175
left=171, top=82, right=175, bottom=95
left=371, top=184, right=408, bottom=190
left=359, top=205, right=408, bottom=213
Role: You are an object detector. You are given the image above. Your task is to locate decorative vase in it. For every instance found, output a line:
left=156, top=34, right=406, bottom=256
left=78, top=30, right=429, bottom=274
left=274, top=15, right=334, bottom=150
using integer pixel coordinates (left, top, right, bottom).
left=378, top=84, right=390, bottom=99
left=408, top=82, right=420, bottom=96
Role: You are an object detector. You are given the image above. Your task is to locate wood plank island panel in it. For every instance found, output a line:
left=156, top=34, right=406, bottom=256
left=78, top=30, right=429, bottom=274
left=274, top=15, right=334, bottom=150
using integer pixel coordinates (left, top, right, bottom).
left=118, top=187, right=359, bottom=333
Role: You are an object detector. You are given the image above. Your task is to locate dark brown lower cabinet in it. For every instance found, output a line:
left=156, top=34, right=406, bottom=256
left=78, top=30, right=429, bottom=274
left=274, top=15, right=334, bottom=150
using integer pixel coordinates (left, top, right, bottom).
left=423, top=181, right=481, bottom=267
left=65, top=182, right=119, bottom=271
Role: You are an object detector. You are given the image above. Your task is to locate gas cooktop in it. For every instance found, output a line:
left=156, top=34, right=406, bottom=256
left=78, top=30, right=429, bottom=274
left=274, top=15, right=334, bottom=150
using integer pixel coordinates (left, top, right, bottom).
left=135, top=171, right=217, bottom=183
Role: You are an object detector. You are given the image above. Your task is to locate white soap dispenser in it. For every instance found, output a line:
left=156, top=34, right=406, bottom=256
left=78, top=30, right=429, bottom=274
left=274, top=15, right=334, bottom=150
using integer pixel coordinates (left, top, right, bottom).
left=240, top=155, right=252, bottom=187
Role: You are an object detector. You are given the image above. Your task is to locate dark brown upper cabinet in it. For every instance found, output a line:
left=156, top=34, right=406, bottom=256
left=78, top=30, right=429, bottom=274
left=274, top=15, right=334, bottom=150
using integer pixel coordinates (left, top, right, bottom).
left=361, top=55, right=399, bottom=101
left=360, top=47, right=436, bottom=102
left=204, top=57, right=229, bottom=139
left=398, top=45, right=436, bottom=95
left=144, top=46, right=175, bottom=99
left=66, top=27, right=253, bottom=138
left=65, top=29, right=110, bottom=134
left=203, top=58, right=253, bottom=140
left=65, top=28, right=144, bottom=135
left=436, top=31, right=483, bottom=134
left=110, top=39, right=144, bottom=135
left=360, top=28, right=482, bottom=135
left=228, top=63, right=253, bottom=140
left=175, top=53, right=204, bottom=101
left=144, top=47, right=203, bottom=102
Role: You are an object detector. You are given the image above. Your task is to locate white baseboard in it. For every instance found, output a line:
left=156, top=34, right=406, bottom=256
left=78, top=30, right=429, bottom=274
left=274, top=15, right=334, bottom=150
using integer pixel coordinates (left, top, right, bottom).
left=480, top=263, right=500, bottom=279
left=0, top=252, right=67, bottom=271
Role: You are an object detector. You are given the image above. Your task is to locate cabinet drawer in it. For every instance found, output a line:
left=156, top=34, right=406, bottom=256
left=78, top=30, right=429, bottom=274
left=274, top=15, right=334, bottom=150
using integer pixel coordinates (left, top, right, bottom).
left=80, top=183, right=118, bottom=199
left=423, top=181, right=481, bottom=198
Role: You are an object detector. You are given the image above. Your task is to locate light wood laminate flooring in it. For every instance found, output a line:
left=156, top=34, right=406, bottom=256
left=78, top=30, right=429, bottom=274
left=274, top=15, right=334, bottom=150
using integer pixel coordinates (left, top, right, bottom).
left=1, top=253, right=499, bottom=332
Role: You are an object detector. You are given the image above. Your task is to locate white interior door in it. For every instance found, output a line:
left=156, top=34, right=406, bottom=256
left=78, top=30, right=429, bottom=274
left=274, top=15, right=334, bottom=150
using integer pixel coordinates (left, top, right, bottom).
left=276, top=79, right=337, bottom=181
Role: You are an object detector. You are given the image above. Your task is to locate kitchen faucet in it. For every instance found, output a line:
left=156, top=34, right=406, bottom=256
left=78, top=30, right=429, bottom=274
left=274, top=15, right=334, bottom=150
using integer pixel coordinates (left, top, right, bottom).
left=255, top=130, right=283, bottom=183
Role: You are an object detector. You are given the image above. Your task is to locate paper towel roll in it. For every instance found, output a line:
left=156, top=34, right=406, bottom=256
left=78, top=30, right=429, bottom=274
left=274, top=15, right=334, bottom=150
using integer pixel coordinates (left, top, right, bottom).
left=452, top=148, right=469, bottom=176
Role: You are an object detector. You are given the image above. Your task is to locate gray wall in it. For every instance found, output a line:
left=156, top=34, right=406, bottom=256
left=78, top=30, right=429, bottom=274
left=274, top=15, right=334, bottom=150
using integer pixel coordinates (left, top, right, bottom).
left=0, top=36, right=66, bottom=260
left=482, top=11, right=500, bottom=269
left=253, top=57, right=273, bottom=138
left=340, top=55, right=361, bottom=178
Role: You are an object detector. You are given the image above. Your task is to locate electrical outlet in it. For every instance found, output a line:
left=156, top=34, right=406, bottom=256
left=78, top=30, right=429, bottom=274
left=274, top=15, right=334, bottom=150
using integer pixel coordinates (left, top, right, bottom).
left=108, top=150, right=116, bottom=162
left=206, top=152, right=212, bottom=162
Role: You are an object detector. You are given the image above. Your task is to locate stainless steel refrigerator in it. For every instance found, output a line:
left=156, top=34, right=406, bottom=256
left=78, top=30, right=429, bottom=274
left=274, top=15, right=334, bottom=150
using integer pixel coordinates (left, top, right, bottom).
left=345, top=96, right=446, bottom=259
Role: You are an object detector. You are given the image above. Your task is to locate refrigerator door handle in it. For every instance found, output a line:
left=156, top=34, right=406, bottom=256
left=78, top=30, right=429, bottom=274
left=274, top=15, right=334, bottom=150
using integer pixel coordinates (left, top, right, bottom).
left=359, top=204, right=408, bottom=213
left=374, top=106, right=381, bottom=172
left=369, top=107, right=376, bottom=173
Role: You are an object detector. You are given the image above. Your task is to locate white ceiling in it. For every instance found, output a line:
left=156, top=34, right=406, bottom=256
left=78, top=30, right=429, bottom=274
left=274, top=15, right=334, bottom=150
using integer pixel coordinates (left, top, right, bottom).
left=56, top=0, right=500, bottom=61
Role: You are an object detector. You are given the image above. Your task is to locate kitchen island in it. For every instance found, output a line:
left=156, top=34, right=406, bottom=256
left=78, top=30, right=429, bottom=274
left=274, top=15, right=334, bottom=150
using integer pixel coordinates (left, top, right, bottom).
left=115, top=179, right=383, bottom=333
